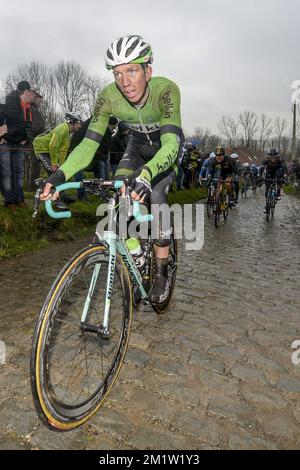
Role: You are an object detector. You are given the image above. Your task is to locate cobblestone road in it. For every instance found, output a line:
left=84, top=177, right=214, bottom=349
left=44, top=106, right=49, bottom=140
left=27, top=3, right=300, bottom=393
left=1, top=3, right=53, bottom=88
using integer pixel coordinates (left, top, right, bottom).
left=0, top=190, right=300, bottom=450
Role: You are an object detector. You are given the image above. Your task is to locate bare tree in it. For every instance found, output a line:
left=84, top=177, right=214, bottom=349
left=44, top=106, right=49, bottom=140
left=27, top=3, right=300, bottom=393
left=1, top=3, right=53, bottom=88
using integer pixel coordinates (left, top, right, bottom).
left=258, top=113, right=272, bottom=155
left=190, top=127, right=222, bottom=153
left=274, top=116, right=288, bottom=153
left=218, top=115, right=239, bottom=147
left=83, top=75, right=107, bottom=117
left=239, top=110, right=259, bottom=149
left=4, top=60, right=108, bottom=128
left=281, top=136, right=289, bottom=157
left=54, top=61, right=89, bottom=115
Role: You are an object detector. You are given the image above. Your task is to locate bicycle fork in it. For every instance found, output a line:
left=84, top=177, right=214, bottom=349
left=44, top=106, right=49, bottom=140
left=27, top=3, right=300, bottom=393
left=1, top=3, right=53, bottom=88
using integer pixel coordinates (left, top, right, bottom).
left=80, top=236, right=117, bottom=339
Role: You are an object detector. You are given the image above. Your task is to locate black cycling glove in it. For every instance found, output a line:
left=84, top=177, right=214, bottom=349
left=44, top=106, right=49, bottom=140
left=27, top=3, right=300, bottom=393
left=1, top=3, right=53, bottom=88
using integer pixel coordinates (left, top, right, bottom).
left=132, top=168, right=152, bottom=200
left=46, top=169, right=66, bottom=187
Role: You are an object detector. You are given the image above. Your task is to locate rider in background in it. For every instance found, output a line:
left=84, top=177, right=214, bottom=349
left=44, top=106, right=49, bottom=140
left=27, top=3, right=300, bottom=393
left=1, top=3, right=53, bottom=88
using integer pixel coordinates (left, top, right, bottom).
left=33, top=112, right=82, bottom=176
left=207, top=146, right=237, bottom=203
left=249, top=163, right=258, bottom=189
left=262, top=148, right=287, bottom=200
left=33, top=112, right=82, bottom=208
left=199, top=152, right=215, bottom=184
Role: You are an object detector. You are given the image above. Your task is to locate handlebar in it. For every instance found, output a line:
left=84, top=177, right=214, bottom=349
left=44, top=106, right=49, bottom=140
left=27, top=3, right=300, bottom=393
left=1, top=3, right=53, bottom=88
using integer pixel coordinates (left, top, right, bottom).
left=43, top=180, right=153, bottom=223
left=45, top=182, right=81, bottom=219
left=133, top=201, right=153, bottom=223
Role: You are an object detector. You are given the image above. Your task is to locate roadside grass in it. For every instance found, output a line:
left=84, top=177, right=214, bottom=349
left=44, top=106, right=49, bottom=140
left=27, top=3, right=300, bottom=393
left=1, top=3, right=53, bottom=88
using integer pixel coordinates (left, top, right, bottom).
left=283, top=183, right=300, bottom=196
left=0, top=186, right=206, bottom=259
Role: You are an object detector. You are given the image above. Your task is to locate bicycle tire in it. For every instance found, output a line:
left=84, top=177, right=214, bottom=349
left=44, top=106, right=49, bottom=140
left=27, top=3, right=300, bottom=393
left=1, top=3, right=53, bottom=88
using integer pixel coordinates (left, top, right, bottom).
left=215, top=192, right=222, bottom=228
left=206, top=201, right=212, bottom=218
left=271, top=199, right=276, bottom=218
left=30, top=243, right=133, bottom=431
left=222, top=192, right=229, bottom=222
left=265, top=188, right=273, bottom=222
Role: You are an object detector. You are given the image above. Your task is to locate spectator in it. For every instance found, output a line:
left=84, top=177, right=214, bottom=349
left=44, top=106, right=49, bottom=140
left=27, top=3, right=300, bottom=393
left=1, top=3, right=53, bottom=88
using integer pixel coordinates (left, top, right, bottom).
left=0, top=125, right=7, bottom=137
left=68, top=116, right=91, bottom=200
left=0, top=104, right=7, bottom=143
left=177, top=146, right=188, bottom=190
left=93, top=116, right=118, bottom=179
left=26, top=91, right=45, bottom=191
left=0, top=80, right=35, bottom=211
left=109, top=121, right=130, bottom=176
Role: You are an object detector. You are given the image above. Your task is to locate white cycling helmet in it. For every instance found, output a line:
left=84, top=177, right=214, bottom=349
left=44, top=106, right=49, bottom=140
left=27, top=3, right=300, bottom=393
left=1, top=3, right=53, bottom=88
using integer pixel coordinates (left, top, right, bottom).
left=242, top=162, right=249, bottom=167
left=105, top=35, right=153, bottom=70
left=231, top=153, right=239, bottom=159
left=209, top=152, right=216, bottom=159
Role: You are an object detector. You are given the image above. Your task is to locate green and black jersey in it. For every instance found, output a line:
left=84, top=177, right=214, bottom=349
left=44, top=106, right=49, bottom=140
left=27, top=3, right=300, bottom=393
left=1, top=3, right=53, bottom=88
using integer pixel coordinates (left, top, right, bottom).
left=60, top=77, right=183, bottom=181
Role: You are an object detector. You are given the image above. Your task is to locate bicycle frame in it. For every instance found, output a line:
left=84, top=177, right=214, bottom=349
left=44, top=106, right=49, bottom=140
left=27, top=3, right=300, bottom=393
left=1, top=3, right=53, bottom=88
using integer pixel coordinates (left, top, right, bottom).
left=83, top=194, right=149, bottom=337
left=42, top=180, right=152, bottom=338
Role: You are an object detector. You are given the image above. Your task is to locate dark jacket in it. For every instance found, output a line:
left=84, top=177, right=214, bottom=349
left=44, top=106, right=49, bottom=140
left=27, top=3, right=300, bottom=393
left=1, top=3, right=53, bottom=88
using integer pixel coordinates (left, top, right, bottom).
left=0, top=104, right=6, bottom=126
left=5, top=92, right=32, bottom=144
left=69, top=117, right=112, bottom=160
left=262, top=157, right=287, bottom=173
left=208, top=155, right=237, bottom=177
left=30, top=104, right=45, bottom=139
left=109, top=129, right=129, bottom=164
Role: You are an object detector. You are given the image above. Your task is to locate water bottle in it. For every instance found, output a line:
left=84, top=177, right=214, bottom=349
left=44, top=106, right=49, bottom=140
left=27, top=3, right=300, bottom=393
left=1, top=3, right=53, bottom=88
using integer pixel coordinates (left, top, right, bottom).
left=125, top=238, right=145, bottom=271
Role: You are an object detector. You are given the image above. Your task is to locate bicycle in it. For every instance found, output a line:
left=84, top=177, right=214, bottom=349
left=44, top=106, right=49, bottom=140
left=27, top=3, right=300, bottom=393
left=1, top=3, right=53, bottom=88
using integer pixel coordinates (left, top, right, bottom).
left=205, top=179, right=217, bottom=218
left=212, top=178, right=230, bottom=228
left=240, top=174, right=251, bottom=198
left=251, top=175, right=258, bottom=194
left=264, top=178, right=282, bottom=222
left=30, top=178, right=177, bottom=431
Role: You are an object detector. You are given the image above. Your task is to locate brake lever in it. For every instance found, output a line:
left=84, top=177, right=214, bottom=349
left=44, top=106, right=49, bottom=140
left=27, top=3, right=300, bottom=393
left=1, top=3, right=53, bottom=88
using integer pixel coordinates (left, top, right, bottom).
left=32, top=187, right=43, bottom=218
left=32, top=178, right=56, bottom=219
left=32, top=178, right=45, bottom=219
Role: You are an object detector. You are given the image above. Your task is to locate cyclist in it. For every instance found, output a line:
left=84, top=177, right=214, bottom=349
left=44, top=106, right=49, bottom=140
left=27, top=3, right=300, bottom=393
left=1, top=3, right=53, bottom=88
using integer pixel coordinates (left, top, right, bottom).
left=40, top=35, right=184, bottom=305
left=207, top=146, right=237, bottom=203
left=249, top=163, right=258, bottom=189
left=262, top=148, right=287, bottom=201
left=33, top=112, right=82, bottom=209
left=257, top=163, right=264, bottom=186
left=199, top=152, right=215, bottom=184
left=33, top=112, right=82, bottom=175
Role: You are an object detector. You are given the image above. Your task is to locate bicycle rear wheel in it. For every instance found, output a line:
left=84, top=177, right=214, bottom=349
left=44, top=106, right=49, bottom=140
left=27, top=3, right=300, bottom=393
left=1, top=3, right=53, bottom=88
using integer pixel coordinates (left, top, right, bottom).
left=30, top=244, right=132, bottom=431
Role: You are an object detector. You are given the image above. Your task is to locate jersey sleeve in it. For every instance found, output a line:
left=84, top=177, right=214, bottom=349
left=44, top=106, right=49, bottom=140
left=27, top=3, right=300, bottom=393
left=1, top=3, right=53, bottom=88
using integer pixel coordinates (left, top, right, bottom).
left=48, top=127, right=63, bottom=165
left=60, top=86, right=112, bottom=180
left=144, top=80, right=182, bottom=179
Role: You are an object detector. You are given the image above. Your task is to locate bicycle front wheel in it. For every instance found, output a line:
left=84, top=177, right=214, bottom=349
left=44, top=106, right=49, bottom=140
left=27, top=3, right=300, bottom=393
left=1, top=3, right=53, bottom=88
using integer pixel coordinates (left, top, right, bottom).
left=222, top=192, right=229, bottom=222
left=206, top=189, right=213, bottom=218
left=215, top=193, right=223, bottom=228
left=30, top=244, right=133, bottom=431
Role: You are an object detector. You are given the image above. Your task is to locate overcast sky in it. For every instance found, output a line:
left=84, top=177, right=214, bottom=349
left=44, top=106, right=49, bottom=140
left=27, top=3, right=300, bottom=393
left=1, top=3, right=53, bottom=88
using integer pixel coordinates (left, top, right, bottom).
left=1, top=0, right=299, bottom=134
